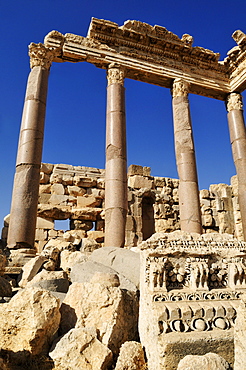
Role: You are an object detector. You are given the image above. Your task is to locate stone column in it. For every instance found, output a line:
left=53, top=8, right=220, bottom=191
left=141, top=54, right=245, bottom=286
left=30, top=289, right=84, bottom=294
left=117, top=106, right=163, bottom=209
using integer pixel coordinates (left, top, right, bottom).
left=104, top=64, right=127, bottom=247
left=7, top=43, right=57, bottom=249
left=226, top=93, right=246, bottom=240
left=172, top=78, right=202, bottom=234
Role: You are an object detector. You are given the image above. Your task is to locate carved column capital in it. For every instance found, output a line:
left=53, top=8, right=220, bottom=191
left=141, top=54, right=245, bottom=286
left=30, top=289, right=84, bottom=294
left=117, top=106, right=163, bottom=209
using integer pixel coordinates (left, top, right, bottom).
left=172, top=78, right=190, bottom=98
left=226, top=93, right=243, bottom=112
left=107, top=63, right=125, bottom=86
left=28, top=43, right=60, bottom=70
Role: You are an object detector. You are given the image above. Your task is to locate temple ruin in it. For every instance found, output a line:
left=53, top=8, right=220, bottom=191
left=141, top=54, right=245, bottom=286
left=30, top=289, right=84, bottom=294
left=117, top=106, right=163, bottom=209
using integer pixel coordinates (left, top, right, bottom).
left=2, top=17, right=246, bottom=369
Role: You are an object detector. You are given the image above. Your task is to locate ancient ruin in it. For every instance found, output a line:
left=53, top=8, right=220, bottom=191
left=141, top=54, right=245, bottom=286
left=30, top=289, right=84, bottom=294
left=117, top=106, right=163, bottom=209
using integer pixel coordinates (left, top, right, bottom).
left=1, top=17, right=246, bottom=369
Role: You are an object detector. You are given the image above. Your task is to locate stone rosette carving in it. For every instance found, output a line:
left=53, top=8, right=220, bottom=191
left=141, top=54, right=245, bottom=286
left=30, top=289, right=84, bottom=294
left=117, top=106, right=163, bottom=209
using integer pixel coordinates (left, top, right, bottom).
left=172, top=78, right=190, bottom=98
left=29, top=42, right=60, bottom=70
left=107, top=63, right=125, bottom=86
left=226, top=92, right=243, bottom=112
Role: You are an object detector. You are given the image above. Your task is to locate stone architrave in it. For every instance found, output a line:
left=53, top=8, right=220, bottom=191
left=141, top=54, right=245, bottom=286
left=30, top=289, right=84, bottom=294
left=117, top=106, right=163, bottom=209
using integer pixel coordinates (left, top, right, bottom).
left=7, top=42, right=60, bottom=249
left=172, top=78, right=202, bottom=234
left=226, top=93, right=246, bottom=240
left=104, top=64, right=127, bottom=247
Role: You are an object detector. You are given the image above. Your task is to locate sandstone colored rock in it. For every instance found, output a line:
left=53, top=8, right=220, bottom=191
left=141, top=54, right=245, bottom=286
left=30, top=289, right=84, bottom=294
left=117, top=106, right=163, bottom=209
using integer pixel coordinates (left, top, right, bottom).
left=60, top=280, right=139, bottom=355
left=18, top=255, right=47, bottom=288
left=49, top=327, right=113, bottom=370
left=0, top=287, right=60, bottom=355
left=89, top=246, right=140, bottom=288
left=177, top=353, right=230, bottom=370
left=60, top=250, right=88, bottom=273
left=26, top=269, right=69, bottom=293
left=234, top=295, right=246, bottom=370
left=115, top=341, right=146, bottom=370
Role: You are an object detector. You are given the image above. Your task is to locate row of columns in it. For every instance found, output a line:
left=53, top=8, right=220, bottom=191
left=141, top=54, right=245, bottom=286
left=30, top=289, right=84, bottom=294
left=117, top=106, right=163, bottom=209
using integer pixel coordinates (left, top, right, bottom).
left=7, top=45, right=246, bottom=249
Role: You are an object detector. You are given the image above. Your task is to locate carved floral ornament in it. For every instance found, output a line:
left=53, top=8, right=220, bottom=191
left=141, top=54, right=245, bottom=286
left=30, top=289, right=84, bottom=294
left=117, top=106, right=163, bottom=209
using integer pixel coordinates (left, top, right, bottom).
left=28, top=43, right=60, bottom=70
left=107, top=63, right=125, bottom=86
left=172, top=78, right=190, bottom=98
left=226, top=92, right=243, bottom=112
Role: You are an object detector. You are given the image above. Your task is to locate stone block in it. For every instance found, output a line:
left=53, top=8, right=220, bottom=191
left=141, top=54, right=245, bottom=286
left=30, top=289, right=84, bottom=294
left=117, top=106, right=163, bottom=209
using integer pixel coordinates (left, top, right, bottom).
left=87, top=230, right=104, bottom=242
left=71, top=207, right=102, bottom=221
left=128, top=175, right=153, bottom=189
left=35, top=228, right=48, bottom=241
left=73, top=176, right=97, bottom=187
left=50, top=173, right=63, bottom=184
left=48, top=229, right=58, bottom=238
left=200, top=189, right=210, bottom=199
left=51, top=183, right=65, bottom=195
left=154, top=177, right=166, bottom=187
left=128, top=164, right=143, bottom=176
left=39, top=184, right=51, bottom=194
left=36, top=217, right=54, bottom=229
left=67, top=185, right=86, bottom=196
left=97, top=178, right=105, bottom=189
left=62, top=174, right=74, bottom=185
left=49, top=194, right=68, bottom=206
left=40, top=172, right=50, bottom=184
left=143, top=166, right=151, bottom=176
left=38, top=193, right=51, bottom=204
left=77, top=195, right=101, bottom=208
left=41, top=163, right=54, bottom=174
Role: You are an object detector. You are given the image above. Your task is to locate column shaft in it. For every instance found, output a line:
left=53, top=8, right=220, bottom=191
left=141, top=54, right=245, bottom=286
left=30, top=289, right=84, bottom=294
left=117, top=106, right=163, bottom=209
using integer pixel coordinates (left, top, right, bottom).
left=227, top=93, right=246, bottom=240
left=172, top=79, right=202, bottom=234
left=7, top=43, right=54, bottom=249
left=105, top=66, right=127, bottom=247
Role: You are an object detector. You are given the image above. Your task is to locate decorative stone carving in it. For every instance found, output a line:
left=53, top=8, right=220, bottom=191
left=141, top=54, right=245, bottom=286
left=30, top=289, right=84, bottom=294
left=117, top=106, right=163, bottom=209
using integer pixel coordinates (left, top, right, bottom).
left=28, top=42, right=60, bottom=70
left=172, top=78, right=190, bottom=98
left=226, top=92, right=243, bottom=112
left=107, top=63, right=125, bottom=86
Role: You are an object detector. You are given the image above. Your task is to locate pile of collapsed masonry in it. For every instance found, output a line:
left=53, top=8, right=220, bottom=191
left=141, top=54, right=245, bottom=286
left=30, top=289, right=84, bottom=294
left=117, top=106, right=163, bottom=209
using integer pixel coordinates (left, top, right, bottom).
left=0, top=230, right=244, bottom=369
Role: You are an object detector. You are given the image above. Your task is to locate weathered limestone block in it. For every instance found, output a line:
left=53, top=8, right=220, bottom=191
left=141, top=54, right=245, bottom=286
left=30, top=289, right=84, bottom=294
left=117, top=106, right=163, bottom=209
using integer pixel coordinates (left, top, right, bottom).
left=19, top=255, right=47, bottom=288
left=60, top=280, right=139, bottom=356
left=49, top=327, right=113, bottom=370
left=51, top=183, right=65, bottom=195
left=89, top=246, right=140, bottom=288
left=97, top=178, right=105, bottom=189
left=70, top=219, right=93, bottom=231
left=38, top=204, right=71, bottom=219
left=41, top=163, right=54, bottom=174
left=40, top=172, right=50, bottom=184
left=0, top=287, right=60, bottom=355
left=39, top=193, right=51, bottom=204
left=234, top=295, right=246, bottom=369
left=60, top=250, right=88, bottom=273
left=115, top=341, right=147, bottom=370
left=80, top=238, right=100, bottom=253
left=39, top=184, right=51, bottom=194
left=26, top=269, right=69, bottom=293
left=77, top=195, right=101, bottom=207
left=128, top=165, right=144, bottom=176
left=87, top=230, right=104, bottom=242
left=67, top=185, right=86, bottom=196
left=49, top=194, right=69, bottom=206
left=73, top=176, right=97, bottom=187
left=36, top=216, right=54, bottom=229
left=177, top=353, right=230, bottom=370
left=35, top=228, right=48, bottom=241
left=71, top=207, right=102, bottom=220
left=231, top=175, right=238, bottom=196
left=128, top=175, right=153, bottom=189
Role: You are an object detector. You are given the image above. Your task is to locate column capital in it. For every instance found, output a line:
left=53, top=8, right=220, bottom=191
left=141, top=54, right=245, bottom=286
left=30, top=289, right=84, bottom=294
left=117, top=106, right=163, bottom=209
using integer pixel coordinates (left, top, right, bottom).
left=28, top=43, right=60, bottom=70
left=172, top=78, right=190, bottom=98
left=226, top=93, right=243, bottom=112
left=107, top=63, right=125, bottom=86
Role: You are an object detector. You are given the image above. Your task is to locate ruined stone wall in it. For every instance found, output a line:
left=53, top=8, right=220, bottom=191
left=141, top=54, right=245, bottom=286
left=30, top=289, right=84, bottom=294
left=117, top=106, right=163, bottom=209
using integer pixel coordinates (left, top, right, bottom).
left=1, top=163, right=243, bottom=251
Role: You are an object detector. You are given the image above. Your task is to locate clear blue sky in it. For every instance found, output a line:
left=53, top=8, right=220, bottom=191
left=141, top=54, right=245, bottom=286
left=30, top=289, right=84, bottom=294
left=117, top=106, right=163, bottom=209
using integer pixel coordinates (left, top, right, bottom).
left=1, top=0, right=246, bottom=228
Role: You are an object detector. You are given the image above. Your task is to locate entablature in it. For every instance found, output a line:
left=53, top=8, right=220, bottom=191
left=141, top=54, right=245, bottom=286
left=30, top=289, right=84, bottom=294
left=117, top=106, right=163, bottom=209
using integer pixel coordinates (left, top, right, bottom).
left=42, top=18, right=246, bottom=100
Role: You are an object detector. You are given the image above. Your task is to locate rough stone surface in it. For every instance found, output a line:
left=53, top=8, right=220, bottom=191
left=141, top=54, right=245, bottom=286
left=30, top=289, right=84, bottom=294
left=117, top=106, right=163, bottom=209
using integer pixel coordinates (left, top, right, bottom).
left=234, top=294, right=246, bottom=370
left=89, top=246, right=140, bottom=288
left=115, top=341, right=147, bottom=370
left=26, top=269, right=69, bottom=293
left=18, top=255, right=47, bottom=288
left=49, top=327, right=113, bottom=370
left=177, top=353, right=231, bottom=370
left=0, top=287, right=60, bottom=355
left=60, top=280, right=139, bottom=356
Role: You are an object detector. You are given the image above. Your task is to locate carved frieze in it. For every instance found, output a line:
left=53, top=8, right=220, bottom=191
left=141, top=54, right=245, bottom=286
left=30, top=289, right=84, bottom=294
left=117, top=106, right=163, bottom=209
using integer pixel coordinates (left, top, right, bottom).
left=226, top=92, right=243, bottom=112
left=29, top=43, right=60, bottom=70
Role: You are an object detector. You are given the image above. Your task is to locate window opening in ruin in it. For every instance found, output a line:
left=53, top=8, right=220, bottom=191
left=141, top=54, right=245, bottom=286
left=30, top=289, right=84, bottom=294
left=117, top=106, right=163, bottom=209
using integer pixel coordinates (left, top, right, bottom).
left=142, top=196, right=155, bottom=240
left=54, top=219, right=70, bottom=231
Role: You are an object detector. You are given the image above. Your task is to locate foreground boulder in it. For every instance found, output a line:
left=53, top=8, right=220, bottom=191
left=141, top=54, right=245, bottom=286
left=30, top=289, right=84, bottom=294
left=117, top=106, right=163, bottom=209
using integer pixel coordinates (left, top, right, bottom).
left=177, top=353, right=231, bottom=370
left=49, top=327, right=113, bottom=370
left=115, top=341, right=146, bottom=370
left=0, top=287, right=60, bottom=356
left=60, top=273, right=139, bottom=356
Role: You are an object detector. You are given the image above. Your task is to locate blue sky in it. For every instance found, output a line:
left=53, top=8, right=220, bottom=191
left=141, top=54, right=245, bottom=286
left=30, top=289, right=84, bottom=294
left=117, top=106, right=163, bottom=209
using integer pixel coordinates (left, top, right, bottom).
left=1, top=0, right=246, bottom=227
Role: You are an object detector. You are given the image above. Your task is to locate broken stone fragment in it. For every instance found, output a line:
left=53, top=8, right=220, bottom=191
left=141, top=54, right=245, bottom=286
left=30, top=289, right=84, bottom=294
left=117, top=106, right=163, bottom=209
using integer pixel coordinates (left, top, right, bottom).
left=49, top=327, right=113, bottom=370
left=115, top=341, right=147, bottom=370
left=0, top=287, right=60, bottom=356
left=177, top=353, right=230, bottom=369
